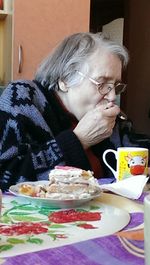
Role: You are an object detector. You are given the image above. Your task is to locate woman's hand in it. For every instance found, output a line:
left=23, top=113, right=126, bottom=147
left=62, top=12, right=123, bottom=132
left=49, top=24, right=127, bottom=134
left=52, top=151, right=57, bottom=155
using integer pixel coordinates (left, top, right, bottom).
left=73, top=104, right=120, bottom=149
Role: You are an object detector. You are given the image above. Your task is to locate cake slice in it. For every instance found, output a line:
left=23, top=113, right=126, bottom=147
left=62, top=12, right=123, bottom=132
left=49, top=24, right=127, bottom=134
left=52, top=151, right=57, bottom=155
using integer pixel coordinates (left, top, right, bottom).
left=47, top=166, right=100, bottom=199
left=18, top=166, right=101, bottom=199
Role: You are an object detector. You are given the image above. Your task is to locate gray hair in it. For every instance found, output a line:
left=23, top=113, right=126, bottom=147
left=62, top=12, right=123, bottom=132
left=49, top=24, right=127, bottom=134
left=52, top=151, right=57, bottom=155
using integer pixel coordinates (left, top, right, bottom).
left=35, top=32, right=129, bottom=90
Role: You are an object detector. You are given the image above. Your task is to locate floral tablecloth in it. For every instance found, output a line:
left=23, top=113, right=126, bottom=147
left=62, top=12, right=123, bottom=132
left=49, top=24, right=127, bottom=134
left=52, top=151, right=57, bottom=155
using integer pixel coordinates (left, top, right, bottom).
left=0, top=191, right=147, bottom=265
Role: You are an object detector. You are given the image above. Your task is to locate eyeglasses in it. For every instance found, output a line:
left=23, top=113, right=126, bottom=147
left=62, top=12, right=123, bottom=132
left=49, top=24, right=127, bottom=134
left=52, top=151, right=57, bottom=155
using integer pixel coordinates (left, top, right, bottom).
left=77, top=71, right=127, bottom=96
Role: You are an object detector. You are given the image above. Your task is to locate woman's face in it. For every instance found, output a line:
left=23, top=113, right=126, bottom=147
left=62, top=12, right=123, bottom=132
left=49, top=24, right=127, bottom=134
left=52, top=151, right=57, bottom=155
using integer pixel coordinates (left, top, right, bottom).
left=58, top=49, right=122, bottom=121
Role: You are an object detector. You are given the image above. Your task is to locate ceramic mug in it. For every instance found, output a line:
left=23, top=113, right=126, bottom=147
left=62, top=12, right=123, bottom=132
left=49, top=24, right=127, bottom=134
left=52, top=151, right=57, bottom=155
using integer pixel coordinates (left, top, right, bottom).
left=144, top=194, right=150, bottom=265
left=102, top=147, right=149, bottom=181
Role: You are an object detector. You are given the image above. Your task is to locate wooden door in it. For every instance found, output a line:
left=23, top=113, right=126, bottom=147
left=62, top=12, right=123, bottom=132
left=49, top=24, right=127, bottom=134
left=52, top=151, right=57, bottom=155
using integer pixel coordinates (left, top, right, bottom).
left=13, top=0, right=90, bottom=80
left=123, top=0, right=150, bottom=135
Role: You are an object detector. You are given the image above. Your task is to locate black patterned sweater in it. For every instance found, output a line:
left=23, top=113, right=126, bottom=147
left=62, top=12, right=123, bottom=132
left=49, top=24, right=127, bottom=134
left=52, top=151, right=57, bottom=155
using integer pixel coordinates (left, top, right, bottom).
left=0, top=80, right=149, bottom=191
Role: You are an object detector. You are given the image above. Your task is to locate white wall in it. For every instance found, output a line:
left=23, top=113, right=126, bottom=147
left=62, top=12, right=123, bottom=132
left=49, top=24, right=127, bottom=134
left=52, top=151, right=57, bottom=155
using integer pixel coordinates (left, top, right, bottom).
left=102, top=18, right=124, bottom=106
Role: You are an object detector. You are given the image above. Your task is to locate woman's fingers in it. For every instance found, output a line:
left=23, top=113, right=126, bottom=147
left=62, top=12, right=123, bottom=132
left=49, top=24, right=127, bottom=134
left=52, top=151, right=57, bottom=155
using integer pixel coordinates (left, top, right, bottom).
left=103, top=105, right=120, bottom=118
left=73, top=106, right=117, bottom=149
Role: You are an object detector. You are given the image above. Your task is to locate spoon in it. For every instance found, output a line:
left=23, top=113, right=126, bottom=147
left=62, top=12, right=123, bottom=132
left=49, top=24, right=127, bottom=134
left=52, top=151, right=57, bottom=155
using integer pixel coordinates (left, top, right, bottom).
left=105, top=105, right=128, bottom=120
left=118, top=110, right=128, bottom=120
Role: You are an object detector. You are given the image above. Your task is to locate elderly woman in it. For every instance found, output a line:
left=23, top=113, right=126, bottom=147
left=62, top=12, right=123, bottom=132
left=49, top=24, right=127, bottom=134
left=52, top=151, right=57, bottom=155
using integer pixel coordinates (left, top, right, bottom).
left=0, top=32, right=149, bottom=191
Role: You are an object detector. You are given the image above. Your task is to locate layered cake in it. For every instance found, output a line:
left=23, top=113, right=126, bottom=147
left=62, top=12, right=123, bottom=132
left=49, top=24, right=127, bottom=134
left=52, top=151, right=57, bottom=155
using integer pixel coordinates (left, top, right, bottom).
left=18, top=166, right=101, bottom=200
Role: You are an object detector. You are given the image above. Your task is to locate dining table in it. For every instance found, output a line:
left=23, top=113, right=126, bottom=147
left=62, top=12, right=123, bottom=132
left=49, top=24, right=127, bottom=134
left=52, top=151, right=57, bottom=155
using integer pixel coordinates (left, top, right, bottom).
left=0, top=179, right=149, bottom=265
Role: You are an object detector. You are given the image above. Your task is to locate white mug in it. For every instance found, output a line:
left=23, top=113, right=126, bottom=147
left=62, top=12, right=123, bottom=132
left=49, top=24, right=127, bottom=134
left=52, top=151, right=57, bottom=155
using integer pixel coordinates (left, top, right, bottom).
left=102, top=147, right=149, bottom=181
left=144, top=194, right=150, bottom=265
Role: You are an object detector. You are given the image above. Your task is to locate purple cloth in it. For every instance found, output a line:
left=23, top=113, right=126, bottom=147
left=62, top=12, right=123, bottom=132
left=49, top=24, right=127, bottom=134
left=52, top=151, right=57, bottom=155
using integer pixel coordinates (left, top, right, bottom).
left=2, top=234, right=144, bottom=265
left=99, top=177, right=115, bottom=185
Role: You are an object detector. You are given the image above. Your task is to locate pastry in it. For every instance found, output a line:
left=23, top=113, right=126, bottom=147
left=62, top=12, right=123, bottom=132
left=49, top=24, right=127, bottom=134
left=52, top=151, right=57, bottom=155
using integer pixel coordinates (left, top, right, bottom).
left=18, top=166, right=101, bottom=199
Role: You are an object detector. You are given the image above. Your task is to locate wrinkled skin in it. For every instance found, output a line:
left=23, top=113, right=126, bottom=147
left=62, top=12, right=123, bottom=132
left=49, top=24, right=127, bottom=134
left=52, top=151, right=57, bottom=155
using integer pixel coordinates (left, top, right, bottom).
left=57, top=49, right=122, bottom=149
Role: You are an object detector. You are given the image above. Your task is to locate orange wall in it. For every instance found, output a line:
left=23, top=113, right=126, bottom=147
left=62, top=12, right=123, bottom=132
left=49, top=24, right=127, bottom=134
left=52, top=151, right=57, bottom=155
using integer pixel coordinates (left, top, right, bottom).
left=13, top=0, right=90, bottom=80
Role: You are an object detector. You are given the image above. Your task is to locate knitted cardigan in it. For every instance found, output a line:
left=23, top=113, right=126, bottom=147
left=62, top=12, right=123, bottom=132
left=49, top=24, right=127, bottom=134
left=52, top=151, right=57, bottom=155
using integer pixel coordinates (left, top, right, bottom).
left=0, top=80, right=148, bottom=191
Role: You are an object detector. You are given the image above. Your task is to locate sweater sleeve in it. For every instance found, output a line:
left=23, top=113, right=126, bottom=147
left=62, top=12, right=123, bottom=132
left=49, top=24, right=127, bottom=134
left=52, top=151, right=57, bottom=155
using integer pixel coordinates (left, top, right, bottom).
left=0, top=81, right=90, bottom=191
left=56, top=129, right=91, bottom=170
left=0, top=81, right=63, bottom=191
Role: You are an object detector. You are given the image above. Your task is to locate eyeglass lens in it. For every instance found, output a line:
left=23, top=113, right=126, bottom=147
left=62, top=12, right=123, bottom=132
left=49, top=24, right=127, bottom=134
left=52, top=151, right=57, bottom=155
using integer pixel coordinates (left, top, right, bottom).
left=99, top=83, right=126, bottom=95
left=115, top=84, right=126, bottom=95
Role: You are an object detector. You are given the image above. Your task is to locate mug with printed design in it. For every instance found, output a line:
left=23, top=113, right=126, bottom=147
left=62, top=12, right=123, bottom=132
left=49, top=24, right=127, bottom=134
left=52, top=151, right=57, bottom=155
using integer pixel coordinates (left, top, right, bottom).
left=102, top=147, right=149, bottom=181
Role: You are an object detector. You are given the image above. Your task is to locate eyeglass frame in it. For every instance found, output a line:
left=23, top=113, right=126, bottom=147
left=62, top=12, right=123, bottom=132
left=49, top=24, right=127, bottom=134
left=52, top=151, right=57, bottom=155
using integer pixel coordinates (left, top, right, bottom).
left=77, top=70, right=127, bottom=96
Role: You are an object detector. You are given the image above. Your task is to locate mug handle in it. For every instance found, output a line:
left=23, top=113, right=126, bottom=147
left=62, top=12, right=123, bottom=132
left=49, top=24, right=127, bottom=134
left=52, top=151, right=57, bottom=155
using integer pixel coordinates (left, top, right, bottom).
left=102, top=149, right=117, bottom=179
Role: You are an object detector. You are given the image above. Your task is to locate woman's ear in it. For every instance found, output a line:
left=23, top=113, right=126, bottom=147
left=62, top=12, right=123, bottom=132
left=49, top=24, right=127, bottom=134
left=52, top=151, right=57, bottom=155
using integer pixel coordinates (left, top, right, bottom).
left=58, top=80, right=68, bottom=92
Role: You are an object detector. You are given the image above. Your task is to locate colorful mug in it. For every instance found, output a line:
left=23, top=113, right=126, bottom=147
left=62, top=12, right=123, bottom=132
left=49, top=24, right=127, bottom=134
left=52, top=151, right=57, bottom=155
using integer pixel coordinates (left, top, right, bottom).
left=102, top=147, right=149, bottom=181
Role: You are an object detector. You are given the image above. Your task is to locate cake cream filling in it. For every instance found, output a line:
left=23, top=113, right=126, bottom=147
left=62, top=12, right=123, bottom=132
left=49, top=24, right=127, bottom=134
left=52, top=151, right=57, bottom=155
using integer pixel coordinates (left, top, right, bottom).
left=18, top=167, right=101, bottom=199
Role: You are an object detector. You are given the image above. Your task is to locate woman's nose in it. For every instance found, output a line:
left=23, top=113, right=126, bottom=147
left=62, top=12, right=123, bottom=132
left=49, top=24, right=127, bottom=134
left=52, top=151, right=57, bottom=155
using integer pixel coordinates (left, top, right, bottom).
left=104, top=88, right=116, bottom=102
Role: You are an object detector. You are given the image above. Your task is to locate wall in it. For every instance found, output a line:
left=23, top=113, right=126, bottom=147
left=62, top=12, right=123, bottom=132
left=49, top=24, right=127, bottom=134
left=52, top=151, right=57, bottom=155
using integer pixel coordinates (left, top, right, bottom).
left=13, top=0, right=90, bottom=80
left=123, top=0, right=150, bottom=135
left=0, top=0, right=12, bottom=85
left=102, top=18, right=124, bottom=106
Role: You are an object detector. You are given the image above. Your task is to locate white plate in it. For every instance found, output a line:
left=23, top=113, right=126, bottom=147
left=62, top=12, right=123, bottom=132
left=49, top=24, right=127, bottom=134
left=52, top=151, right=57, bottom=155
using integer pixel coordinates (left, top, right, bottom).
left=9, top=180, right=102, bottom=208
left=0, top=194, right=131, bottom=258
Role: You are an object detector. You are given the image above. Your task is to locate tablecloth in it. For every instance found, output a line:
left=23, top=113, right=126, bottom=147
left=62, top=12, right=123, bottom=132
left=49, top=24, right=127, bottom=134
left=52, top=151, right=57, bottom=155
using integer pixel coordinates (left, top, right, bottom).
left=0, top=191, right=147, bottom=265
